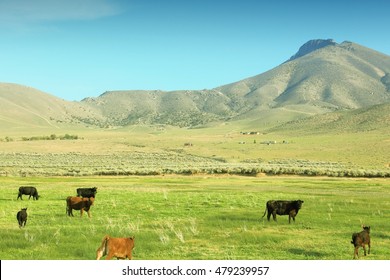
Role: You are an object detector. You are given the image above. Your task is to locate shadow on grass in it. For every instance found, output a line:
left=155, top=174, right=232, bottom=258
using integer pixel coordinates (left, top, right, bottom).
left=211, top=213, right=261, bottom=223
left=288, top=248, right=329, bottom=259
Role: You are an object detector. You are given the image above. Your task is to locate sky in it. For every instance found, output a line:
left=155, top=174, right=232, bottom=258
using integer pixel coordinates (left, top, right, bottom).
left=0, top=0, right=389, bottom=101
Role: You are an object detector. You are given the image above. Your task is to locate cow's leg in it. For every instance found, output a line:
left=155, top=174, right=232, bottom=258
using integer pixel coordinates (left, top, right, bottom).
left=368, top=241, right=371, bottom=255
left=272, top=212, right=277, bottom=221
left=291, top=215, right=296, bottom=223
left=354, top=247, right=359, bottom=259
left=80, top=209, right=84, bottom=217
left=106, top=252, right=114, bottom=260
left=87, top=210, right=91, bottom=218
left=267, top=212, right=271, bottom=221
left=362, top=244, right=367, bottom=256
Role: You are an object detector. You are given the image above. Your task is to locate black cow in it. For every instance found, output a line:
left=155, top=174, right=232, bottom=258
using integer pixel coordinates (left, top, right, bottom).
left=351, top=225, right=371, bottom=259
left=17, top=208, right=28, bottom=228
left=76, top=187, right=97, bottom=198
left=262, top=200, right=304, bottom=223
left=17, top=186, right=39, bottom=200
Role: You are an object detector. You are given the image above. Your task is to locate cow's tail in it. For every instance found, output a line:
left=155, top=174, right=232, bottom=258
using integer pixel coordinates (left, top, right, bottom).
left=261, top=205, right=267, bottom=219
left=96, top=235, right=110, bottom=260
left=351, top=233, right=357, bottom=245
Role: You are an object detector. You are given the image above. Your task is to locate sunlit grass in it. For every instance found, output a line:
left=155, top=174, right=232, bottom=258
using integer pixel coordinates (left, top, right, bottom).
left=0, top=176, right=389, bottom=260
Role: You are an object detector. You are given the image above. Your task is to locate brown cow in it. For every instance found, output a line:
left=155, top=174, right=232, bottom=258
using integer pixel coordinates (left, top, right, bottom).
left=351, top=225, right=371, bottom=259
left=96, top=235, right=135, bottom=260
left=66, top=196, right=94, bottom=218
left=16, top=208, right=28, bottom=228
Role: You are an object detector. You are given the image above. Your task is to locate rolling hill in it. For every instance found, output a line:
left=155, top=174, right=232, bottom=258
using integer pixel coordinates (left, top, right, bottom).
left=0, top=83, right=104, bottom=131
left=268, top=101, right=390, bottom=134
left=1, top=39, right=390, bottom=131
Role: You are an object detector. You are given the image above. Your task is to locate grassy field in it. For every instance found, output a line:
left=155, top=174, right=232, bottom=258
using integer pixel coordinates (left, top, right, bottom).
left=1, top=176, right=389, bottom=260
left=1, top=123, right=389, bottom=177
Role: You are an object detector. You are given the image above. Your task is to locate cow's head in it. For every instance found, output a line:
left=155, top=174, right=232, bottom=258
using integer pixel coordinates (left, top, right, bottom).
left=296, top=200, right=304, bottom=209
left=362, top=225, right=370, bottom=233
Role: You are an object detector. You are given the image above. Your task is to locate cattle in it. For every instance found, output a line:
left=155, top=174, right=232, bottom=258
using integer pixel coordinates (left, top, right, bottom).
left=261, top=200, right=304, bottom=223
left=16, top=208, right=28, bottom=228
left=76, top=187, right=97, bottom=198
left=17, top=186, right=39, bottom=200
left=351, top=225, right=371, bottom=259
left=66, top=196, right=94, bottom=218
left=96, top=235, right=135, bottom=260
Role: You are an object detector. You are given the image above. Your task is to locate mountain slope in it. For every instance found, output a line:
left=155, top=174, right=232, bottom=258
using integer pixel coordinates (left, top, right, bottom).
left=80, top=40, right=390, bottom=127
left=2, top=39, right=390, bottom=130
left=268, top=101, right=390, bottom=134
left=81, top=89, right=235, bottom=127
left=217, top=40, right=390, bottom=113
left=0, top=83, right=104, bottom=131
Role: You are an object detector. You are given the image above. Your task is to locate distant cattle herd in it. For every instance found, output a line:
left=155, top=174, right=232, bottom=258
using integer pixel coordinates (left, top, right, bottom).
left=14, top=185, right=371, bottom=260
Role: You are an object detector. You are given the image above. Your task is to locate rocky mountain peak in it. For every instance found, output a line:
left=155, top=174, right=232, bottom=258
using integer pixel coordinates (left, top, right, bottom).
left=288, top=39, right=337, bottom=61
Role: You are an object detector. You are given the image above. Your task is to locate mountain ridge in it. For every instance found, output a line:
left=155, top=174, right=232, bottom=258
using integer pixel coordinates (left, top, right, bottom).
left=1, top=39, right=390, bottom=130
left=287, top=38, right=337, bottom=61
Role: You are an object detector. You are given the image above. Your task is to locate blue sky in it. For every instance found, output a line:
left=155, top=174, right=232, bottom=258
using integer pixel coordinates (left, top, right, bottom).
left=0, top=0, right=389, bottom=101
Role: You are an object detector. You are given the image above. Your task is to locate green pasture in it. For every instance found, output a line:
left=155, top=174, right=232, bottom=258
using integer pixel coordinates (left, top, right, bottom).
left=1, top=121, right=389, bottom=172
left=0, top=176, right=389, bottom=260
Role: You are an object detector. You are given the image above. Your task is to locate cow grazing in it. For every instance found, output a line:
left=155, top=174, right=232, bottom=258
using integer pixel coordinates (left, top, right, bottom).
left=17, top=186, right=39, bottom=200
left=17, top=208, right=28, bottom=228
left=66, top=196, right=94, bottom=218
left=76, top=187, right=97, bottom=198
left=351, top=225, right=371, bottom=259
left=96, top=235, right=135, bottom=260
left=262, top=200, right=304, bottom=223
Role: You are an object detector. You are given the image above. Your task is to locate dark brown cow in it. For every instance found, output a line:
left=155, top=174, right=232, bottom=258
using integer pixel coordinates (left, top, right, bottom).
left=66, top=196, right=94, bottom=218
left=17, top=186, right=39, bottom=200
left=351, top=225, right=371, bottom=259
left=262, top=200, right=304, bottom=223
left=77, top=187, right=97, bottom=198
left=16, top=208, right=28, bottom=228
left=96, top=235, right=135, bottom=260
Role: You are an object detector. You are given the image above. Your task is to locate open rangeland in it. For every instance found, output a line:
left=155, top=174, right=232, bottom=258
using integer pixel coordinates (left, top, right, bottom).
left=0, top=175, right=389, bottom=260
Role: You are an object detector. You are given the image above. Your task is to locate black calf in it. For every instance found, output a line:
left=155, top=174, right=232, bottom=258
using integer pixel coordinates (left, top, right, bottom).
left=17, top=208, right=28, bottom=228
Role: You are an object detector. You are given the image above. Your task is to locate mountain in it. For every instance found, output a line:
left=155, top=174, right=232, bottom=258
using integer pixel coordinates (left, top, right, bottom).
left=287, top=39, right=337, bottom=61
left=81, top=89, right=241, bottom=127
left=0, top=83, right=103, bottom=130
left=1, top=39, right=390, bottom=130
left=81, top=39, right=390, bottom=127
